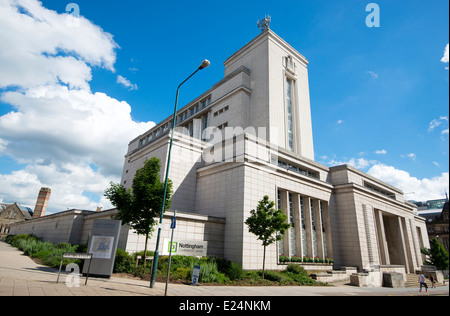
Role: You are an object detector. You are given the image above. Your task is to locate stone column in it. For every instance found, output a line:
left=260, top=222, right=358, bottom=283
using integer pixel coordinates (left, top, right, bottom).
left=375, top=210, right=390, bottom=265
left=397, top=217, right=411, bottom=274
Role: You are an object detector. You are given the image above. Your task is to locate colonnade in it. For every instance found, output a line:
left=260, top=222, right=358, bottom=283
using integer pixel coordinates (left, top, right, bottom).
left=277, top=189, right=333, bottom=260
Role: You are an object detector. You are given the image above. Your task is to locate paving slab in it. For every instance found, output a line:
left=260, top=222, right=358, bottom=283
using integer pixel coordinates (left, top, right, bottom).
left=1, top=240, right=448, bottom=298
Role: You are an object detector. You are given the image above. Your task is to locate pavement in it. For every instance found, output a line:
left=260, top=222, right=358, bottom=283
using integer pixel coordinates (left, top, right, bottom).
left=1, top=240, right=448, bottom=297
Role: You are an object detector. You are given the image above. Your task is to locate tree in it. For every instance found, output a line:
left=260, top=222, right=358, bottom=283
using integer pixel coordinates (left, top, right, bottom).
left=104, top=157, right=172, bottom=270
left=245, top=195, right=290, bottom=279
left=421, top=238, right=449, bottom=270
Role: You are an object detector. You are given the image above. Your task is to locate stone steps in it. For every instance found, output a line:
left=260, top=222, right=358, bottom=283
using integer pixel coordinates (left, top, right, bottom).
left=405, top=273, right=445, bottom=288
left=405, top=274, right=418, bottom=288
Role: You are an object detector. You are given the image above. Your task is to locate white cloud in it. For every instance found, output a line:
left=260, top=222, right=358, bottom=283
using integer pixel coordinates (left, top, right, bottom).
left=323, top=156, right=378, bottom=171
left=0, top=85, right=153, bottom=175
left=117, top=75, right=138, bottom=90
left=428, top=119, right=443, bottom=131
left=0, top=0, right=118, bottom=90
left=428, top=116, right=449, bottom=140
left=366, top=70, right=378, bottom=79
left=368, top=164, right=449, bottom=201
left=441, top=43, right=449, bottom=67
left=0, top=0, right=154, bottom=213
left=0, top=162, right=116, bottom=213
left=375, top=149, right=387, bottom=155
left=336, top=119, right=344, bottom=125
left=400, top=153, right=416, bottom=160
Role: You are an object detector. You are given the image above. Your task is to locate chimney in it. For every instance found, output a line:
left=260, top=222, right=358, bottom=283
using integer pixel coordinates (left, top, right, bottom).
left=33, top=187, right=51, bottom=218
left=96, top=206, right=103, bottom=212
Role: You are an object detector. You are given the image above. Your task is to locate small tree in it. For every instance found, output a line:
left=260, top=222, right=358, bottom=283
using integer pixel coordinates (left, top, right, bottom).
left=421, top=238, right=449, bottom=270
left=104, top=157, right=172, bottom=271
left=245, top=195, right=290, bottom=279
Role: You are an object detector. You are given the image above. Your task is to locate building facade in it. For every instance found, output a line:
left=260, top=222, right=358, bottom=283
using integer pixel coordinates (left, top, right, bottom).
left=120, top=29, right=430, bottom=273
left=0, top=203, right=33, bottom=239
left=418, top=199, right=449, bottom=253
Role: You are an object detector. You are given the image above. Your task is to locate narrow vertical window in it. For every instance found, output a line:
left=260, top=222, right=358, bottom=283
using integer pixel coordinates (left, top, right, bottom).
left=277, top=190, right=285, bottom=256
left=310, top=199, right=317, bottom=258
left=320, top=202, right=328, bottom=258
left=286, top=78, right=294, bottom=152
left=300, top=196, right=308, bottom=257
left=289, top=193, right=296, bottom=256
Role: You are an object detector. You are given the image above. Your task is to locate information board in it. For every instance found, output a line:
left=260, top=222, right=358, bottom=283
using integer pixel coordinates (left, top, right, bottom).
left=82, top=219, right=121, bottom=277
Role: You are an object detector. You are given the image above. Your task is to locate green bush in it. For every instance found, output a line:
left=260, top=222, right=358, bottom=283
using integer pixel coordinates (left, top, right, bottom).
left=6, top=234, right=80, bottom=269
left=227, top=261, right=244, bottom=280
left=114, top=248, right=135, bottom=273
left=286, top=264, right=307, bottom=275
left=263, top=270, right=287, bottom=282
left=171, top=267, right=191, bottom=281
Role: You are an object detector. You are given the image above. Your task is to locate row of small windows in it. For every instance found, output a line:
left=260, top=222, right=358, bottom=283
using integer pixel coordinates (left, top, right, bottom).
left=363, top=182, right=396, bottom=200
left=276, top=159, right=319, bottom=179
left=176, top=96, right=211, bottom=124
left=213, top=105, right=229, bottom=117
left=216, top=122, right=228, bottom=130
left=139, top=96, right=212, bottom=147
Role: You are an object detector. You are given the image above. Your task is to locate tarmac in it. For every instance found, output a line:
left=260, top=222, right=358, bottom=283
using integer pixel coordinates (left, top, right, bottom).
left=1, top=240, right=448, bottom=297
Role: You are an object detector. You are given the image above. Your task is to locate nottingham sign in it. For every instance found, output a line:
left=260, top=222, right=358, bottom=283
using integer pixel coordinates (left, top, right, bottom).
left=162, top=239, right=208, bottom=257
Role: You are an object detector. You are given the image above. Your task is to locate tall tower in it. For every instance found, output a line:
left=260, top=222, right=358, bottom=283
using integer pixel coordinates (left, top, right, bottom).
left=223, top=29, right=315, bottom=160
left=33, top=187, right=51, bottom=218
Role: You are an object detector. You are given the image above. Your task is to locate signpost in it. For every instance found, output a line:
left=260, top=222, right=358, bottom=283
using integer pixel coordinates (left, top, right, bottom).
left=164, top=210, right=177, bottom=296
left=57, top=252, right=92, bottom=285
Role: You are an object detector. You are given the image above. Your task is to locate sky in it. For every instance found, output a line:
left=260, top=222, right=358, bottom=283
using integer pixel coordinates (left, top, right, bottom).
left=0, top=0, right=448, bottom=214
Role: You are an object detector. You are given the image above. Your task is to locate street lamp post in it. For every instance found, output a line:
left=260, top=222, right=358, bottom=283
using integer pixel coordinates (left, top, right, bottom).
left=150, top=59, right=210, bottom=288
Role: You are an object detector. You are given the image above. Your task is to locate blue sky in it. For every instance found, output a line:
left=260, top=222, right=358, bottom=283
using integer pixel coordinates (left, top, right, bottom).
left=0, top=0, right=448, bottom=213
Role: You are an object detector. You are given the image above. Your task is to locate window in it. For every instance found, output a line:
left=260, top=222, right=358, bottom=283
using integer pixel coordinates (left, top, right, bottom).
left=300, top=196, right=308, bottom=257
left=217, top=122, right=228, bottom=130
left=364, top=182, right=396, bottom=199
left=200, top=96, right=211, bottom=108
left=276, top=159, right=319, bottom=179
left=310, top=199, right=318, bottom=257
left=286, top=78, right=294, bottom=152
left=213, top=105, right=229, bottom=117
left=278, top=190, right=285, bottom=256
left=289, top=193, right=296, bottom=256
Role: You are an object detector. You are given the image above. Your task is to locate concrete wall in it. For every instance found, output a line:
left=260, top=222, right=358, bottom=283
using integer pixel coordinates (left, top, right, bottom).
left=9, top=209, right=225, bottom=258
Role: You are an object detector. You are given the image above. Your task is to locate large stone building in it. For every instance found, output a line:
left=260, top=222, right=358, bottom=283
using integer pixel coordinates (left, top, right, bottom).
left=0, top=203, right=33, bottom=239
left=10, top=27, right=430, bottom=280
left=417, top=199, right=449, bottom=253
left=120, top=28, right=430, bottom=273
